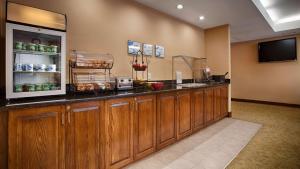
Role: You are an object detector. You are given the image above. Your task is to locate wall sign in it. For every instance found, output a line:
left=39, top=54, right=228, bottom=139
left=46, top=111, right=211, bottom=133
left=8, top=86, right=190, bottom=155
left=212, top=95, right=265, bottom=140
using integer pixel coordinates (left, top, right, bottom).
left=128, top=40, right=141, bottom=55
left=143, top=44, right=153, bottom=56
left=155, top=45, right=165, bottom=58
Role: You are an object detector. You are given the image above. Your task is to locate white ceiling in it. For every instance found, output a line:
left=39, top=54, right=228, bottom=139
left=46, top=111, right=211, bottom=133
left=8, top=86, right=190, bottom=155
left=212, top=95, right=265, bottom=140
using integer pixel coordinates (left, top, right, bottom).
left=135, top=0, right=300, bottom=42
left=252, top=0, right=300, bottom=32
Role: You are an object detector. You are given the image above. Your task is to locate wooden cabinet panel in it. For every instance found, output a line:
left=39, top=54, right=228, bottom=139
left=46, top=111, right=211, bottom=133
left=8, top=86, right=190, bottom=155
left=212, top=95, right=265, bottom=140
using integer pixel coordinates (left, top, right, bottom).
left=134, top=95, right=156, bottom=160
left=0, top=111, right=8, bottom=169
left=105, top=98, right=134, bottom=169
left=192, top=89, right=205, bottom=132
left=157, top=92, right=177, bottom=150
left=214, top=87, right=222, bottom=121
left=66, top=101, right=102, bottom=169
left=177, top=91, right=192, bottom=139
left=220, top=86, right=229, bottom=118
left=204, top=88, right=214, bottom=125
left=9, top=106, right=65, bottom=169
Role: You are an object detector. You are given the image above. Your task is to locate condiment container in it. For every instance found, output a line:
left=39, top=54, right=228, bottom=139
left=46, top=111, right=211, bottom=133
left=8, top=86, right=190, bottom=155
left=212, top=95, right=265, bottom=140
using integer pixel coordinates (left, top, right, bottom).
left=46, top=64, right=56, bottom=72
left=22, top=64, right=34, bottom=72
left=14, top=63, right=23, bottom=71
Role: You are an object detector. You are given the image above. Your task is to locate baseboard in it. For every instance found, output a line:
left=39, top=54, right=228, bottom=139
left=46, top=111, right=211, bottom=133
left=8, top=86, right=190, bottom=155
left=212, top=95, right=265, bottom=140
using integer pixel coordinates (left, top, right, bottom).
left=232, top=98, right=300, bottom=108
left=228, top=112, right=232, bottom=117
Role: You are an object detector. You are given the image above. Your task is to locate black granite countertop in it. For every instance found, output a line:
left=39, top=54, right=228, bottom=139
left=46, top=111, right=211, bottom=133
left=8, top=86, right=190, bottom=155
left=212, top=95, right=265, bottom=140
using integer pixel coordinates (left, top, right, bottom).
left=0, top=82, right=229, bottom=111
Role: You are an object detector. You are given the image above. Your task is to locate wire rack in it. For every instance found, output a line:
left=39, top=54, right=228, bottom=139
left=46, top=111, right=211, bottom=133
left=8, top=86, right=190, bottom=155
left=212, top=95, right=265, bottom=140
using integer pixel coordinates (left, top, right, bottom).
left=69, top=50, right=115, bottom=92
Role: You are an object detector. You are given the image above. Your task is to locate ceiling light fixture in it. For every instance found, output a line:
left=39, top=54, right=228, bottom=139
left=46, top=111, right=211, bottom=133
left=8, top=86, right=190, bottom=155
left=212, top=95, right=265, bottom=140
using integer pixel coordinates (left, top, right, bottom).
left=252, top=0, right=300, bottom=32
left=177, top=4, right=183, bottom=10
left=199, top=16, right=205, bottom=20
left=276, top=14, right=300, bottom=24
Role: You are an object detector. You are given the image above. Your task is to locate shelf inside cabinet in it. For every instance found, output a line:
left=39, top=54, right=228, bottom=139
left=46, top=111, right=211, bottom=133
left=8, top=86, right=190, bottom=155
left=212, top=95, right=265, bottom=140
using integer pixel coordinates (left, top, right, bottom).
left=14, top=49, right=60, bottom=56
left=14, top=71, right=61, bottom=73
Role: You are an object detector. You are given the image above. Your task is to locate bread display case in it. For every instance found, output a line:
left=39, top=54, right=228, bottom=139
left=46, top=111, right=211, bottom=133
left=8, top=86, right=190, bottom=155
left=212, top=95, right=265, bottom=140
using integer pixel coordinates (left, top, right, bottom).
left=69, top=51, right=115, bottom=92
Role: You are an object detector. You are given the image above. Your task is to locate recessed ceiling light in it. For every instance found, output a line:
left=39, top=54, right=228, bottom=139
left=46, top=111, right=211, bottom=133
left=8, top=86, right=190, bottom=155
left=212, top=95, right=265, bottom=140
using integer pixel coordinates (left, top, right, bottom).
left=177, top=4, right=183, bottom=9
left=199, top=16, right=205, bottom=20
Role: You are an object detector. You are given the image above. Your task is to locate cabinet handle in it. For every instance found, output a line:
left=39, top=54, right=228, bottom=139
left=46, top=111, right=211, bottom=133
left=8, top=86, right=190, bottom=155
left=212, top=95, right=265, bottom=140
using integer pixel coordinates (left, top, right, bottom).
left=66, top=105, right=71, bottom=124
left=62, top=113, right=65, bottom=126
left=68, top=111, right=71, bottom=124
left=135, top=101, right=138, bottom=112
left=72, top=106, right=99, bottom=112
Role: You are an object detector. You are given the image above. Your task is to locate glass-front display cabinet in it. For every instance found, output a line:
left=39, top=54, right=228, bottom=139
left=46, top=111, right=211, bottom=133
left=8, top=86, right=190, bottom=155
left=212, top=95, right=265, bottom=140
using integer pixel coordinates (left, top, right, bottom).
left=6, top=23, right=66, bottom=99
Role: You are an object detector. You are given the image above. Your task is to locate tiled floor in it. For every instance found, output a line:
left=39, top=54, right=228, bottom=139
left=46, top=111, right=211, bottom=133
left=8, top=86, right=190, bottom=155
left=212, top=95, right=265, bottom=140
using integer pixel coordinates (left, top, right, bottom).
left=125, top=118, right=261, bottom=169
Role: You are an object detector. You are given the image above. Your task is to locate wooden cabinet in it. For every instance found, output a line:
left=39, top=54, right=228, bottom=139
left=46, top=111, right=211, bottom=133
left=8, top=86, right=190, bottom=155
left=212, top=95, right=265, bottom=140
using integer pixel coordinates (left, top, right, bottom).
left=176, top=91, right=192, bottom=140
left=105, top=98, right=134, bottom=169
left=8, top=106, right=65, bottom=169
left=65, top=101, right=103, bottom=169
left=213, top=87, right=222, bottom=121
left=133, top=95, right=156, bottom=160
left=220, top=86, right=229, bottom=118
left=192, top=89, right=205, bottom=132
left=156, top=92, right=177, bottom=150
left=204, top=88, right=214, bottom=125
left=5, top=84, right=229, bottom=169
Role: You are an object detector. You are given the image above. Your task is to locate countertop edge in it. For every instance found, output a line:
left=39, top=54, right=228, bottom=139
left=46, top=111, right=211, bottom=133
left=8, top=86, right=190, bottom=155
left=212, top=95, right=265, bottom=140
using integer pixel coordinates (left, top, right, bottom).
left=0, top=83, right=229, bottom=111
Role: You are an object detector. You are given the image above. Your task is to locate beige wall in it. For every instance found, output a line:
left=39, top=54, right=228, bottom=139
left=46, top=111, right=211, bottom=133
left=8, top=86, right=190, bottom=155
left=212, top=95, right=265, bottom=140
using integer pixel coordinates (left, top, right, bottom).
left=205, top=25, right=231, bottom=111
left=10, top=0, right=205, bottom=81
left=205, top=25, right=231, bottom=76
left=231, top=35, right=300, bottom=105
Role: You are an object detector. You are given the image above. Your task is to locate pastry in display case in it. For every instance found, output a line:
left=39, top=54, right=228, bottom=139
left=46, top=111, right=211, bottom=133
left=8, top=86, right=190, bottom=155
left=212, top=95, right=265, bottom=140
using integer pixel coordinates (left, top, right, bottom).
left=69, top=51, right=115, bottom=93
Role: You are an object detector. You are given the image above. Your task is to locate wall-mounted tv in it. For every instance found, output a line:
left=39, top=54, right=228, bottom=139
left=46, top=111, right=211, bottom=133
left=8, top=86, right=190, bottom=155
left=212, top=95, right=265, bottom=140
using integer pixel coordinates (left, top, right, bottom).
left=258, top=38, right=297, bottom=62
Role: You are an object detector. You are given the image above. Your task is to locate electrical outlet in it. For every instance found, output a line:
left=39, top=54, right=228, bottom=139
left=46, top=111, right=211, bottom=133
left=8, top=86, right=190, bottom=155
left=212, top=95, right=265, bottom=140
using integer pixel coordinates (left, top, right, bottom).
left=148, top=73, right=152, bottom=80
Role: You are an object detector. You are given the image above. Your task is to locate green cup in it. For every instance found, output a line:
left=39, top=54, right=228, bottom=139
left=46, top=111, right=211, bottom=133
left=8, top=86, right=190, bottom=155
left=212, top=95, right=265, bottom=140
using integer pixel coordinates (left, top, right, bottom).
left=35, top=84, right=43, bottom=91
left=49, top=83, right=57, bottom=90
left=27, top=84, right=35, bottom=92
left=27, top=43, right=37, bottom=51
left=15, top=42, right=23, bottom=50
left=38, top=44, right=46, bottom=52
left=46, top=46, right=52, bottom=52
left=50, top=45, right=58, bottom=53
left=22, top=43, right=27, bottom=50
left=42, top=83, right=50, bottom=91
left=14, top=84, right=23, bottom=92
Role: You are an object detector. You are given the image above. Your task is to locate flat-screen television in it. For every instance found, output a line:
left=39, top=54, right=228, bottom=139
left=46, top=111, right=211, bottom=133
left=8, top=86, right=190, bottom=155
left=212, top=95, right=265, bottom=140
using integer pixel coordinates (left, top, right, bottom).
left=258, top=38, right=297, bottom=62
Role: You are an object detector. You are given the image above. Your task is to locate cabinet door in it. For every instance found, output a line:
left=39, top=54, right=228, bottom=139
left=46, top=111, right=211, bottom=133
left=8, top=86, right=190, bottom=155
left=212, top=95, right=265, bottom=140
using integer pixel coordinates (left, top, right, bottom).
left=177, top=91, right=192, bottom=140
left=105, top=98, right=134, bottom=169
left=9, top=106, right=65, bottom=169
left=66, top=101, right=102, bottom=169
left=157, top=92, right=177, bottom=150
left=204, top=88, right=214, bottom=125
left=220, top=85, right=229, bottom=118
left=214, top=87, right=222, bottom=121
left=134, top=95, right=156, bottom=160
left=193, top=89, right=205, bottom=132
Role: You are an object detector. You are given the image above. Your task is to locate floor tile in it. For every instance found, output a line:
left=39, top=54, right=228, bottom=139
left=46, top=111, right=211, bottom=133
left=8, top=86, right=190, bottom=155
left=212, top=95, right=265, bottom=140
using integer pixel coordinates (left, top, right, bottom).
left=125, top=118, right=261, bottom=169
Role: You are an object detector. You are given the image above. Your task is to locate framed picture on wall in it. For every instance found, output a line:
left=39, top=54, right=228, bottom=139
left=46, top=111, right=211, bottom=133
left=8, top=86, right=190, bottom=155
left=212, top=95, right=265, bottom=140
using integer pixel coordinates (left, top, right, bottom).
left=155, top=45, right=165, bottom=58
left=143, top=44, right=153, bottom=56
left=128, top=40, right=141, bottom=55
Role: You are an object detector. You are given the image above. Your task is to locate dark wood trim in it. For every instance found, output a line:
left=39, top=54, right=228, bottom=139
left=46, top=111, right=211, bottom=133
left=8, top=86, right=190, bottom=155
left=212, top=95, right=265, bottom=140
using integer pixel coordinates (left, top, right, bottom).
left=0, top=111, right=8, bottom=169
left=232, top=98, right=300, bottom=108
left=228, top=111, right=232, bottom=117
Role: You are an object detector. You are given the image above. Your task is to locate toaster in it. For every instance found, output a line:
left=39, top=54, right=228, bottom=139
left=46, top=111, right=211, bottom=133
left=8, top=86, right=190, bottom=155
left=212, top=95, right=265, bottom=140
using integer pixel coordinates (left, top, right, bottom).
left=116, top=77, right=133, bottom=90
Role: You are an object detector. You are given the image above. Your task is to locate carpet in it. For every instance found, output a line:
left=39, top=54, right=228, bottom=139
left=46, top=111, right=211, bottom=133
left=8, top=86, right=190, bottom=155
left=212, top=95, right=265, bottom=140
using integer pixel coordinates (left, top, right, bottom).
left=227, top=102, right=300, bottom=169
